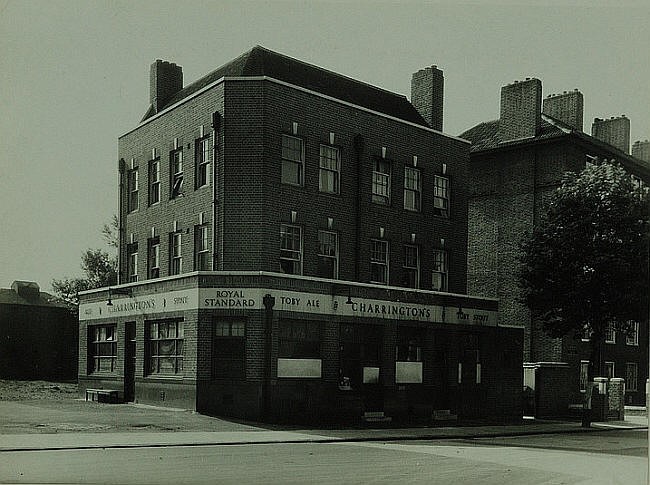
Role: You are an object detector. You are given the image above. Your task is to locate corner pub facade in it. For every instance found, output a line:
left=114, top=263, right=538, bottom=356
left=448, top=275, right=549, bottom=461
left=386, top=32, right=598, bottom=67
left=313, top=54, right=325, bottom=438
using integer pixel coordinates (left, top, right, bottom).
left=78, top=47, right=522, bottom=424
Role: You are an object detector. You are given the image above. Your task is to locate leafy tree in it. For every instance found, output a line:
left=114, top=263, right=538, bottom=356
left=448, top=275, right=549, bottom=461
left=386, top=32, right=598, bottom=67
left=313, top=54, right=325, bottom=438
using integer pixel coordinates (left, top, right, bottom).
left=52, top=217, right=118, bottom=306
left=519, top=162, right=649, bottom=378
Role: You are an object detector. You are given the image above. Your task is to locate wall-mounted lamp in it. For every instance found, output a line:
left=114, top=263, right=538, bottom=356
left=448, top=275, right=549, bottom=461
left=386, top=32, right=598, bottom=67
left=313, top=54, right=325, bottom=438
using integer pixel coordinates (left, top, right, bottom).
left=346, top=289, right=354, bottom=305
left=106, top=287, right=132, bottom=306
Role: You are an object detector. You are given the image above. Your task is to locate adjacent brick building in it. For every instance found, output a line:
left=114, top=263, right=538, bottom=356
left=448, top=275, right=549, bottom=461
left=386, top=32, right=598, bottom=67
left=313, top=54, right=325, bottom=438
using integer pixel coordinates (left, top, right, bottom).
left=78, top=47, right=522, bottom=424
left=461, top=79, right=650, bottom=409
left=1, top=281, right=78, bottom=380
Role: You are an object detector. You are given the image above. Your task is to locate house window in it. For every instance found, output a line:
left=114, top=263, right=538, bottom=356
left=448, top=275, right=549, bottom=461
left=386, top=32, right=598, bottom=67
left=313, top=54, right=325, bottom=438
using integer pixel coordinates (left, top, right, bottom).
left=403, top=245, right=419, bottom=289
left=280, top=224, right=302, bottom=275
left=319, top=145, right=340, bottom=194
left=581, top=324, right=591, bottom=342
left=281, top=135, right=304, bottom=186
left=605, top=361, right=615, bottom=379
left=579, top=360, right=589, bottom=392
left=372, top=159, right=391, bottom=205
left=626, top=321, right=639, bottom=346
left=605, top=322, right=616, bottom=344
left=404, top=167, right=421, bottom=211
left=148, top=237, right=160, bottom=279
left=317, top=230, right=338, bottom=279
left=431, top=249, right=448, bottom=291
left=127, top=168, right=139, bottom=212
left=147, top=320, right=183, bottom=376
left=88, top=325, right=117, bottom=374
left=196, top=136, right=211, bottom=188
left=213, top=321, right=245, bottom=378
left=626, top=363, right=638, bottom=392
left=279, top=321, right=320, bottom=359
left=170, top=149, right=183, bottom=198
left=433, top=175, right=450, bottom=217
left=194, top=225, right=210, bottom=271
left=148, top=159, right=160, bottom=205
left=127, top=243, right=138, bottom=283
left=169, top=232, right=182, bottom=275
left=370, top=239, right=389, bottom=284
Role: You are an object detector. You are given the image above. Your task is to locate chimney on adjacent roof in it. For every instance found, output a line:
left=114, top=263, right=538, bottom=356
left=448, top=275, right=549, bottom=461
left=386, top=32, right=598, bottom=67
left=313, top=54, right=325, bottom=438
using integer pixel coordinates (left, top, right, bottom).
left=411, top=66, right=444, bottom=131
left=150, top=60, right=183, bottom=114
left=591, top=116, right=630, bottom=154
left=632, top=140, right=650, bottom=163
left=542, top=89, right=584, bottom=131
left=498, top=78, right=542, bottom=142
left=11, top=281, right=40, bottom=301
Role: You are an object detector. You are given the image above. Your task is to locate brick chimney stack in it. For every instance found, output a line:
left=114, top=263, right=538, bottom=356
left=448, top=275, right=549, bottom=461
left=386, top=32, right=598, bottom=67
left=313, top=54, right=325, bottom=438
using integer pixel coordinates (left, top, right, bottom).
left=591, top=116, right=630, bottom=154
left=632, top=140, right=650, bottom=163
left=498, top=78, right=542, bottom=142
left=542, top=89, right=584, bottom=131
left=411, top=66, right=444, bottom=131
left=150, top=60, right=183, bottom=114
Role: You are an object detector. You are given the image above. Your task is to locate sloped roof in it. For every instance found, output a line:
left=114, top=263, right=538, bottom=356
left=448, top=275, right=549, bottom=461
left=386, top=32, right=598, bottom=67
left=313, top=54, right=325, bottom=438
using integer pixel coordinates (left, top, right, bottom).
left=143, top=46, right=428, bottom=127
left=0, top=288, right=69, bottom=308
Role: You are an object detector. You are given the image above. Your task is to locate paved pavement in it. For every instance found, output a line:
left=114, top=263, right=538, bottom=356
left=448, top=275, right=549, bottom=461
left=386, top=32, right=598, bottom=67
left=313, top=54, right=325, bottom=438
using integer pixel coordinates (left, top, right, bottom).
left=0, top=398, right=645, bottom=452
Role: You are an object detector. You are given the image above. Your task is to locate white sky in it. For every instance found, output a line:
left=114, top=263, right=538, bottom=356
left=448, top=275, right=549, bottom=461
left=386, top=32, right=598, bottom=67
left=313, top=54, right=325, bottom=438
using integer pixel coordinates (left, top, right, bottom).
left=1, top=0, right=648, bottom=292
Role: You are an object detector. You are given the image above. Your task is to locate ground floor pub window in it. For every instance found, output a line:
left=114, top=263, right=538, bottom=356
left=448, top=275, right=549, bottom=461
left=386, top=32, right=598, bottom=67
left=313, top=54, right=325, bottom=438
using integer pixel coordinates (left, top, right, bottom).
left=279, top=320, right=320, bottom=359
left=339, top=324, right=382, bottom=389
left=213, top=321, right=245, bottom=378
left=88, top=324, right=117, bottom=374
left=146, top=319, right=184, bottom=376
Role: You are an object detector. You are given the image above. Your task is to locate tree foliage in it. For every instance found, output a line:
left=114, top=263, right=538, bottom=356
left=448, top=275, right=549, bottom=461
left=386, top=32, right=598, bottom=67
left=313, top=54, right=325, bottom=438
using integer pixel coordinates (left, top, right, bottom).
left=519, top=162, right=649, bottom=367
left=52, top=217, right=118, bottom=306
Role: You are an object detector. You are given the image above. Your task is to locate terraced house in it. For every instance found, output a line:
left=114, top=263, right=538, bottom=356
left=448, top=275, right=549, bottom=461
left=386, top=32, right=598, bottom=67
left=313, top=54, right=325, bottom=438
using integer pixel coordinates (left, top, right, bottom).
left=78, top=47, right=522, bottom=424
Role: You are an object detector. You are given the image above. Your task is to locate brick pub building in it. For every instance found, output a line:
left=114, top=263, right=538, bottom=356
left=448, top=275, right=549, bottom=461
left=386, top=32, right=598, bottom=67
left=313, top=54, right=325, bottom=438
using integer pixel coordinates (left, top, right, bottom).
left=78, top=47, right=522, bottom=423
left=461, top=79, right=650, bottom=412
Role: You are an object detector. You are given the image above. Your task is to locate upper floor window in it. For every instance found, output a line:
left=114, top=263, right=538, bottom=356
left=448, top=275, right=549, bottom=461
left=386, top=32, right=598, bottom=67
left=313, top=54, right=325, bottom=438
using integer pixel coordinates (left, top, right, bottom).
left=281, top=135, right=304, bottom=186
left=169, top=232, right=182, bottom=275
left=148, top=237, right=160, bottom=279
left=147, top=320, right=183, bottom=376
left=370, top=239, right=389, bottom=284
left=404, top=167, right=421, bottom=211
left=318, top=230, right=339, bottom=279
left=433, top=175, right=450, bottom=217
left=431, top=249, right=448, bottom=291
left=605, top=322, right=616, bottom=344
left=403, top=245, right=419, bottom=289
left=372, top=159, right=391, bottom=205
left=148, top=159, right=160, bottom=205
left=626, top=321, right=639, bottom=346
left=88, top=324, right=117, bottom=374
left=127, top=242, right=138, bottom=283
left=280, top=224, right=302, bottom=275
left=196, top=136, right=211, bottom=188
left=127, top=168, right=139, bottom=212
left=170, top=149, right=183, bottom=198
left=194, top=224, right=210, bottom=271
left=319, top=145, right=340, bottom=194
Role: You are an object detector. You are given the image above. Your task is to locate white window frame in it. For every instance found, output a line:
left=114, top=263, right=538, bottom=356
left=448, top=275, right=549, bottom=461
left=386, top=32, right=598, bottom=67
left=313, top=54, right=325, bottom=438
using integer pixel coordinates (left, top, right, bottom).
left=318, top=230, right=339, bottom=279
left=604, top=361, right=615, bottom=379
left=372, top=159, right=391, bottom=205
left=579, top=360, right=590, bottom=392
left=280, top=224, right=303, bottom=275
left=431, top=249, right=448, bottom=291
left=626, top=362, right=638, bottom=392
left=605, top=322, right=616, bottom=344
left=281, top=135, right=304, bottom=186
left=89, top=324, right=117, bottom=374
left=148, top=238, right=160, bottom=279
left=433, top=175, right=450, bottom=217
left=319, top=145, right=340, bottom=194
left=403, top=166, right=421, bottom=212
left=170, top=232, right=182, bottom=275
left=127, top=243, right=138, bottom=283
left=147, top=320, right=184, bottom=376
left=149, top=159, right=160, bottom=205
left=196, top=136, right=211, bottom=188
left=127, top=168, right=139, bottom=212
left=626, top=321, right=639, bottom=346
left=171, top=149, right=183, bottom=198
left=195, top=224, right=210, bottom=271
left=370, top=239, right=389, bottom=285
left=403, top=245, right=420, bottom=289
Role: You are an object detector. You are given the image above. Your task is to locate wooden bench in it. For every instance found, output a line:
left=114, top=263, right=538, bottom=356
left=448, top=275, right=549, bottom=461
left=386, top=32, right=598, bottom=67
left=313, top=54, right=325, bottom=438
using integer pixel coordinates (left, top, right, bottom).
left=85, top=388, right=120, bottom=403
